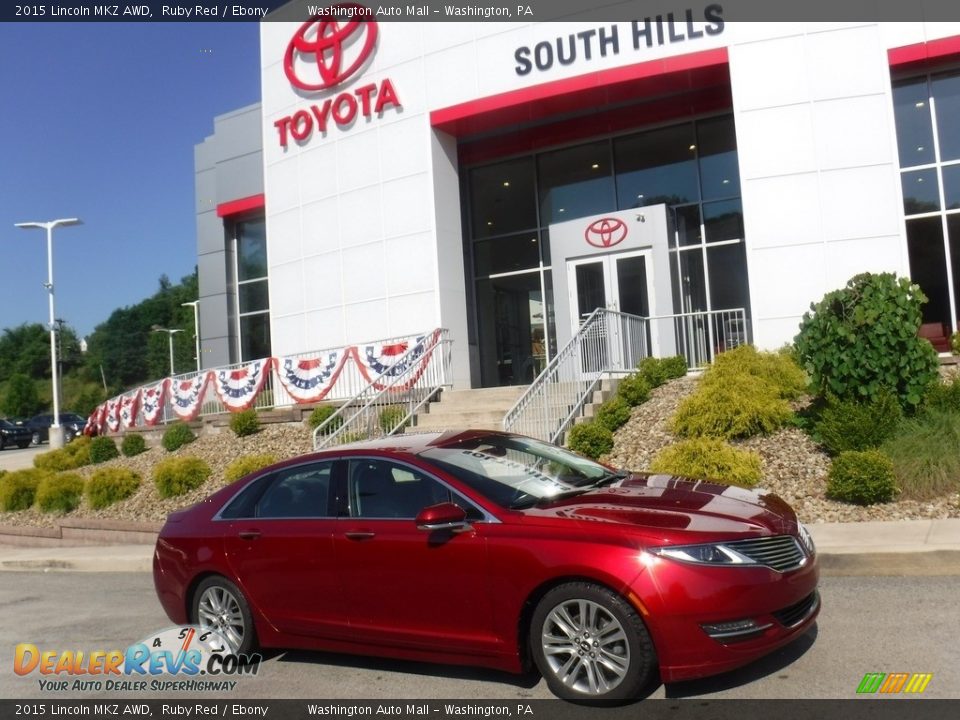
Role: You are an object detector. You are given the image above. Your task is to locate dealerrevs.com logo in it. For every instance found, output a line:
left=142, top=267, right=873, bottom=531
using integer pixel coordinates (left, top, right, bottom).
left=14, top=626, right=261, bottom=693
left=275, top=3, right=401, bottom=148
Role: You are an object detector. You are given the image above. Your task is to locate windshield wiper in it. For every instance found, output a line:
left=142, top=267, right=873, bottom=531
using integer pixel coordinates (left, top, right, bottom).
left=572, top=470, right=629, bottom=488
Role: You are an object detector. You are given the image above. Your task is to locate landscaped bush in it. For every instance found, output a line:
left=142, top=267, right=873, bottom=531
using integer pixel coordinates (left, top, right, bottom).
left=229, top=409, right=260, bottom=437
left=649, top=438, right=763, bottom=487
left=162, top=422, right=196, bottom=452
left=617, top=374, right=651, bottom=407
left=827, top=450, right=897, bottom=505
left=89, top=436, right=119, bottom=464
left=704, top=344, right=808, bottom=400
left=307, top=405, right=343, bottom=432
left=36, top=473, right=85, bottom=513
left=923, top=375, right=960, bottom=414
left=595, top=397, right=632, bottom=432
left=795, top=272, right=939, bottom=409
left=813, top=392, right=902, bottom=455
left=0, top=469, right=49, bottom=511
left=671, top=375, right=792, bottom=439
left=86, top=468, right=141, bottom=509
left=660, top=355, right=689, bottom=380
left=566, top=422, right=614, bottom=460
left=153, top=457, right=212, bottom=499
left=881, top=410, right=960, bottom=500
left=121, top=433, right=147, bottom=457
left=33, top=437, right=92, bottom=472
left=637, top=357, right=669, bottom=388
left=378, top=405, right=409, bottom=433
left=225, top=454, right=278, bottom=483
left=952, top=331, right=960, bottom=355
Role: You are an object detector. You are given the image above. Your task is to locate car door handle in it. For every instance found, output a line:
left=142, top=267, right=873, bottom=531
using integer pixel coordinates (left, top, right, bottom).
left=238, top=530, right=261, bottom=541
left=345, top=531, right=375, bottom=541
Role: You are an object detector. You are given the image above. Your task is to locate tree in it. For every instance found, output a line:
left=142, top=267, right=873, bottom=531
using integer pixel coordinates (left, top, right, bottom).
left=1, top=374, right=41, bottom=417
left=0, top=324, right=52, bottom=381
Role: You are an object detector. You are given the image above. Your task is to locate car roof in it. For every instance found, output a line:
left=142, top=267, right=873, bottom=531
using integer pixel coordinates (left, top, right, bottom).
left=328, top=429, right=517, bottom=455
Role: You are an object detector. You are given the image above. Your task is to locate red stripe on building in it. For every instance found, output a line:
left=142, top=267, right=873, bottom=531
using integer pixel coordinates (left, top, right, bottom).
left=889, top=35, right=960, bottom=70
left=216, top=193, right=265, bottom=218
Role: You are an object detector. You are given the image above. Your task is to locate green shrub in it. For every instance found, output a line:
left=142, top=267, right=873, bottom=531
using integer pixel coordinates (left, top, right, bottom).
left=36, top=473, right=85, bottom=513
left=162, top=422, right=196, bottom=452
left=704, top=344, right=808, bottom=400
left=378, top=405, right=409, bottom=433
left=881, top=410, right=960, bottom=500
left=307, top=405, right=343, bottom=433
left=0, top=469, right=49, bottom=511
left=637, top=357, right=669, bottom=388
left=229, top=409, right=260, bottom=437
left=795, top=272, right=939, bottom=409
left=827, top=450, right=897, bottom=505
left=121, top=433, right=147, bottom=457
left=86, top=468, right=141, bottom=509
left=225, top=454, right=278, bottom=483
left=923, top=375, right=960, bottom=414
left=660, top=355, right=689, bottom=380
left=813, top=392, right=902, bottom=455
left=595, top=396, right=632, bottom=432
left=33, top=436, right=92, bottom=472
left=672, top=375, right=793, bottom=439
left=153, top=457, right=212, bottom=499
left=649, top=438, right=763, bottom=487
left=952, top=331, right=960, bottom=355
left=617, top=374, right=651, bottom=407
left=89, top=436, right=119, bottom=464
left=566, top=422, right=614, bottom=459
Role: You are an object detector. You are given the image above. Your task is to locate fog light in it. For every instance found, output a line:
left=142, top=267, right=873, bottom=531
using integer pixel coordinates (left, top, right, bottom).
left=701, top=618, right=772, bottom=641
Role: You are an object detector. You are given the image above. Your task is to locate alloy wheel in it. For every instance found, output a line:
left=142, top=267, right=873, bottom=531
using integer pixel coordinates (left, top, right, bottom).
left=197, top=585, right=245, bottom=652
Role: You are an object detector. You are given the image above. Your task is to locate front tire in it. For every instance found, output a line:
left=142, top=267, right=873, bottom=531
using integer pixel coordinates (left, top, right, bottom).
left=192, top=576, right=257, bottom=655
left=530, top=582, right=656, bottom=701
left=31, top=432, right=41, bottom=446
left=17, top=441, right=30, bottom=449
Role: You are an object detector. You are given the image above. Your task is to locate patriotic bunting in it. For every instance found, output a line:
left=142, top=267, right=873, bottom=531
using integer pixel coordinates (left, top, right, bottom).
left=211, top=359, right=273, bottom=412
left=353, top=330, right=440, bottom=391
left=141, top=379, right=169, bottom=426
left=119, top=390, right=141, bottom=430
left=275, top=351, right=348, bottom=403
left=105, top=397, right=122, bottom=433
left=170, top=373, right=211, bottom=421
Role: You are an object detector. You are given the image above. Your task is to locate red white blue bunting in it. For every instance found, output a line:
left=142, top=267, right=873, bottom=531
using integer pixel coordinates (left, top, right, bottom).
left=119, top=390, right=141, bottom=430
left=141, top=379, right=168, bottom=426
left=105, top=398, right=122, bottom=433
left=275, top=351, right=348, bottom=403
left=84, top=405, right=104, bottom=436
left=211, top=359, right=273, bottom=412
left=353, top=330, right=440, bottom=391
left=170, top=373, right=210, bottom=421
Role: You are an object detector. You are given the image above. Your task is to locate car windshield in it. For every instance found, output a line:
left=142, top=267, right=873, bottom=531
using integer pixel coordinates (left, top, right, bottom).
left=421, top=434, right=624, bottom=510
left=0, top=419, right=15, bottom=429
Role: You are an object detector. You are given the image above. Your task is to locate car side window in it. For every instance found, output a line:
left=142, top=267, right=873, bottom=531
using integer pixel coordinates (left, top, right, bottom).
left=347, top=459, right=482, bottom=520
left=255, top=461, right=334, bottom=519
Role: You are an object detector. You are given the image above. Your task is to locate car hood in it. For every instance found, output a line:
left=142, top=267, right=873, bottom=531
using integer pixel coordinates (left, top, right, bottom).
left=521, top=472, right=798, bottom=539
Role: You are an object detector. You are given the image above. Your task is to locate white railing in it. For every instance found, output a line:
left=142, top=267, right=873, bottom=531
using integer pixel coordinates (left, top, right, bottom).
left=503, top=308, right=747, bottom=443
left=312, top=329, right=452, bottom=449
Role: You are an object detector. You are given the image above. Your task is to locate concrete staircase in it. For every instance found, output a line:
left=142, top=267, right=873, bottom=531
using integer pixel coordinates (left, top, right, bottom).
left=412, top=386, right=527, bottom=432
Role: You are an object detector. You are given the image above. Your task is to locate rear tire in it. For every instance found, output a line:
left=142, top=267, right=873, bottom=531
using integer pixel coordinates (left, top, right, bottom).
left=192, top=576, right=257, bottom=655
left=530, top=582, right=656, bottom=701
left=31, top=432, right=41, bottom=446
left=17, top=441, right=30, bottom=449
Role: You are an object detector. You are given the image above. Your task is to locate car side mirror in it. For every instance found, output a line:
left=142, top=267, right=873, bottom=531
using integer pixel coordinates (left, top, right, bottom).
left=415, top=502, right=470, bottom=532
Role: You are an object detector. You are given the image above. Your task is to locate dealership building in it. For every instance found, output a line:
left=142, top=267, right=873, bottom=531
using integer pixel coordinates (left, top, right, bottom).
left=194, top=8, right=960, bottom=391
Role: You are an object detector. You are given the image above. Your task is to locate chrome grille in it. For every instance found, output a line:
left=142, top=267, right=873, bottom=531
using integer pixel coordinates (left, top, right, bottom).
left=725, top=535, right=806, bottom=572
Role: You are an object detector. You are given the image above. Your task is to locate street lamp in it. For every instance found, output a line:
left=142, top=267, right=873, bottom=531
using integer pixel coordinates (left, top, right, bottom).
left=15, top=217, right=82, bottom=449
left=152, top=326, right=184, bottom=376
left=181, top=300, right=201, bottom=373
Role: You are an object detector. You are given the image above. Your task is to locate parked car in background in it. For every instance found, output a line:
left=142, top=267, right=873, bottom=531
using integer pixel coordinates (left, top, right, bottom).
left=25, top=413, right=87, bottom=445
left=154, top=429, right=819, bottom=701
left=0, top=419, right=33, bottom=450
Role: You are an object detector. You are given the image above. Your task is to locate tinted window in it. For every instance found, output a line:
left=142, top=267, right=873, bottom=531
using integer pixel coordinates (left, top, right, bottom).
left=348, top=459, right=476, bottom=520
left=256, top=462, right=334, bottom=518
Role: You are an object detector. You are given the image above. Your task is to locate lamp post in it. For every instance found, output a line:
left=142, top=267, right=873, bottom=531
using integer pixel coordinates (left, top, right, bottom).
left=15, top=218, right=82, bottom=449
left=152, top=326, right=184, bottom=376
left=181, top=300, right=201, bottom=373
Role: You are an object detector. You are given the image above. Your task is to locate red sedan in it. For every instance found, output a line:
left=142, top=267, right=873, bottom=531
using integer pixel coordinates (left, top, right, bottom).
left=153, top=430, right=819, bottom=701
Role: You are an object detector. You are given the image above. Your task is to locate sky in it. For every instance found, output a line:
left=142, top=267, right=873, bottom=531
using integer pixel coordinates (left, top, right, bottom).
left=0, top=22, right=261, bottom=338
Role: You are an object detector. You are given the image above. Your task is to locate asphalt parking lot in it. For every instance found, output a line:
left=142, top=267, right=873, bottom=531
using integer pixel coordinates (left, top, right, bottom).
left=0, top=443, right=44, bottom=472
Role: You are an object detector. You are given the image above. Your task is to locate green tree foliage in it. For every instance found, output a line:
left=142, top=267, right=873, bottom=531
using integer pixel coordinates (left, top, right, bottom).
left=1, top=373, right=41, bottom=417
left=0, top=324, right=54, bottom=380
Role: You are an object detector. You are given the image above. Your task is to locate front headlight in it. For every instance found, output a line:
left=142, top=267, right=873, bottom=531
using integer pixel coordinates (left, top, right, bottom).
left=648, top=542, right=757, bottom=566
left=798, top=523, right=816, bottom=556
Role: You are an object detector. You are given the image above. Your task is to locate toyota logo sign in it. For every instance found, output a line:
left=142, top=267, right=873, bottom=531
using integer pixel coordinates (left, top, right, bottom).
left=284, top=4, right=378, bottom=92
left=584, top=218, right=628, bottom=248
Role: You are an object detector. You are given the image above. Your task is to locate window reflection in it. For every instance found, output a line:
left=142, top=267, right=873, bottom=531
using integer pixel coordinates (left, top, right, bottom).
left=470, top=159, right=537, bottom=238
left=892, top=79, right=936, bottom=168
left=697, top=116, right=741, bottom=200
left=538, top=141, right=615, bottom=225
left=901, top=169, right=941, bottom=215
left=932, top=71, right=960, bottom=162
left=615, top=125, right=699, bottom=208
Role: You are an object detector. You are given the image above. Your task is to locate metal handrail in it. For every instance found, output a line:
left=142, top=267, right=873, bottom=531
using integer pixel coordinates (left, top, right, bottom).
left=312, top=329, right=452, bottom=449
left=503, top=308, right=747, bottom=443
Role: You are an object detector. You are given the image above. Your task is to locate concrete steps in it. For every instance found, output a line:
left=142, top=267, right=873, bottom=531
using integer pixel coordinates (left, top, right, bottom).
left=412, top=386, right=527, bottom=432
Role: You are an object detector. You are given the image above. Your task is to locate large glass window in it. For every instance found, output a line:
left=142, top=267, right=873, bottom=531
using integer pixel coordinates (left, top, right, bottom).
left=235, top=219, right=271, bottom=361
left=538, top=141, right=615, bottom=225
left=614, top=125, right=699, bottom=208
left=893, top=72, right=960, bottom=346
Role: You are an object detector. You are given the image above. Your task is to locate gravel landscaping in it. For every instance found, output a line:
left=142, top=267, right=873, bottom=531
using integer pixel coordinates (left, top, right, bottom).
left=3, top=375, right=960, bottom=529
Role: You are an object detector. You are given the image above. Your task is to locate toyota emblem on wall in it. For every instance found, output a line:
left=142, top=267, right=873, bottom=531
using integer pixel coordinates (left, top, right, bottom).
left=284, top=4, right=378, bottom=92
left=584, top=218, right=628, bottom=248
